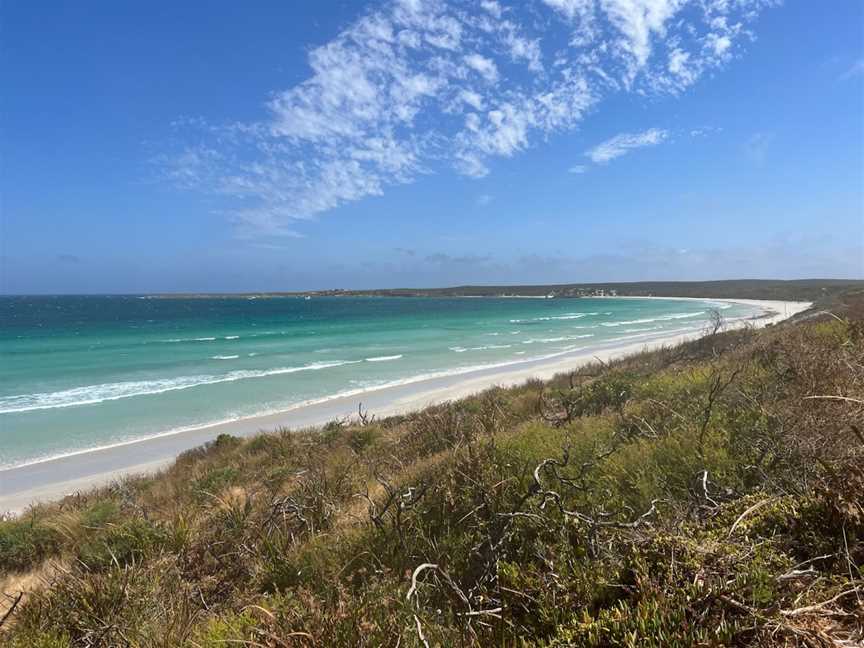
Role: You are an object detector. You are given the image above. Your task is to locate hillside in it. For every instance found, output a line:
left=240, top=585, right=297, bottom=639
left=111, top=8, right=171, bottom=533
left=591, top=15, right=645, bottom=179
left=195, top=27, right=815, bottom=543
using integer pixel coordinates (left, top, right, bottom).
left=306, top=279, right=864, bottom=302
left=1, top=293, right=862, bottom=646
left=143, top=278, right=864, bottom=301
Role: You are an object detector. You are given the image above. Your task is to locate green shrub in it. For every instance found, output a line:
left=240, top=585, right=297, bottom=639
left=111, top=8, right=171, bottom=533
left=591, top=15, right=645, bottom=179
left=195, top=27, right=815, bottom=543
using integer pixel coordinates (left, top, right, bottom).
left=193, top=466, right=239, bottom=497
left=346, top=425, right=380, bottom=453
left=77, top=517, right=169, bottom=570
left=0, top=515, right=60, bottom=572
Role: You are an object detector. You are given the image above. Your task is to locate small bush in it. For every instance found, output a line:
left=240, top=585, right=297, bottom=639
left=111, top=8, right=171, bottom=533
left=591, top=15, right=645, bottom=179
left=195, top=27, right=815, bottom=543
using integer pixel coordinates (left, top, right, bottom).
left=0, top=515, right=60, bottom=572
left=76, top=517, right=169, bottom=570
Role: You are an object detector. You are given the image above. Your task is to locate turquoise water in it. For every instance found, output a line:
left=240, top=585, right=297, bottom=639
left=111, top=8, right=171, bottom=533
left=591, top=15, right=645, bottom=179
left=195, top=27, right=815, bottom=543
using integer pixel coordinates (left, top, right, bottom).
left=0, top=295, right=758, bottom=469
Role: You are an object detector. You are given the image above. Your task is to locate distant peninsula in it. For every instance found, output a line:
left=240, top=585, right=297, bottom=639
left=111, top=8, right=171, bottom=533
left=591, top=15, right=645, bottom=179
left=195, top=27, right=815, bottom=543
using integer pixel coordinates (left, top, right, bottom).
left=149, top=278, right=863, bottom=303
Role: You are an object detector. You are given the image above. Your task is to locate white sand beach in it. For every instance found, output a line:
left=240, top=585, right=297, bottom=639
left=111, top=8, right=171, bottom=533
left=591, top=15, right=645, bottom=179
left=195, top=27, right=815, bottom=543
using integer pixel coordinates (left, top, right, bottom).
left=0, top=297, right=812, bottom=515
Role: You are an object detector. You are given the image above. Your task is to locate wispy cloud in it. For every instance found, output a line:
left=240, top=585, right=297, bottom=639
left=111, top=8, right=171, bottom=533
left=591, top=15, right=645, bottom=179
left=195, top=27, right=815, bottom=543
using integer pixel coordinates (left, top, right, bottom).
left=165, top=0, right=778, bottom=236
left=839, top=58, right=864, bottom=82
left=585, top=128, right=668, bottom=163
left=424, top=252, right=492, bottom=266
left=476, top=193, right=494, bottom=206
left=56, top=253, right=83, bottom=264
left=689, top=126, right=722, bottom=137
left=568, top=164, right=588, bottom=174
left=744, top=131, right=773, bottom=166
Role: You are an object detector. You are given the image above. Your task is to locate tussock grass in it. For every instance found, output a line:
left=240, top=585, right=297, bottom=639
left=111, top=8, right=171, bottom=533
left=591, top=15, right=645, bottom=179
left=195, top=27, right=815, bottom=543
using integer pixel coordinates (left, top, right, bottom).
left=1, top=304, right=862, bottom=646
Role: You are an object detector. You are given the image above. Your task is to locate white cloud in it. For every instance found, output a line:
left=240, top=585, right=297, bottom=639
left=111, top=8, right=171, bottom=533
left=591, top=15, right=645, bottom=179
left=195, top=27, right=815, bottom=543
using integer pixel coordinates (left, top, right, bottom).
left=586, top=127, right=668, bottom=163
left=667, top=48, right=688, bottom=74
left=480, top=0, right=503, bottom=19
left=464, top=53, right=500, bottom=82
left=165, top=0, right=778, bottom=236
left=602, top=0, right=684, bottom=82
left=459, top=89, right=485, bottom=110
left=568, top=164, right=588, bottom=173
left=542, top=0, right=593, bottom=21
left=476, top=193, right=494, bottom=205
left=689, top=126, right=721, bottom=137
left=503, top=31, right=543, bottom=71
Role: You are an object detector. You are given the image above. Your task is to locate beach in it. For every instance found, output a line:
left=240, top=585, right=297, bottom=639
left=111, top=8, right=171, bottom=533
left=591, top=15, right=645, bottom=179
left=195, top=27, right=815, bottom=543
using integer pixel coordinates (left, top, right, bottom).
left=0, top=297, right=811, bottom=514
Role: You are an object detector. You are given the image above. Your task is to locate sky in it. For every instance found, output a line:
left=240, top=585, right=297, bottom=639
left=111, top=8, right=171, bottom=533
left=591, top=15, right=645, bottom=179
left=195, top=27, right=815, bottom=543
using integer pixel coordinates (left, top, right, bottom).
left=2, top=0, right=863, bottom=294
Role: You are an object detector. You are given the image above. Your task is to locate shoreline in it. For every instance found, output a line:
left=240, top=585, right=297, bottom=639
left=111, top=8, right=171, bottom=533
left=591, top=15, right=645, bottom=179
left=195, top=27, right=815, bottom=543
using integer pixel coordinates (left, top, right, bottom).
left=0, top=297, right=812, bottom=515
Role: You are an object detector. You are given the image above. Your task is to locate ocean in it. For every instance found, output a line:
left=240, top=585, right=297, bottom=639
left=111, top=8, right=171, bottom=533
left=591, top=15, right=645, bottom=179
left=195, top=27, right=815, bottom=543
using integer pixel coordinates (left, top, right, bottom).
left=0, top=295, right=758, bottom=470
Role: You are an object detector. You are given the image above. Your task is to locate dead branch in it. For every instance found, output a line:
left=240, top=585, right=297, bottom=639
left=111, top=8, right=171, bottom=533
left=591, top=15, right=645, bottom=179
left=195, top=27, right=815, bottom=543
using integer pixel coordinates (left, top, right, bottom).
left=357, top=402, right=375, bottom=425
left=413, top=614, right=430, bottom=648
left=406, top=563, right=438, bottom=603
left=459, top=608, right=503, bottom=618
left=698, top=364, right=742, bottom=455
left=803, top=395, right=864, bottom=405
left=701, top=470, right=719, bottom=508
left=0, top=591, right=23, bottom=629
left=728, top=498, right=774, bottom=537
left=780, top=586, right=862, bottom=617
left=705, top=308, right=725, bottom=336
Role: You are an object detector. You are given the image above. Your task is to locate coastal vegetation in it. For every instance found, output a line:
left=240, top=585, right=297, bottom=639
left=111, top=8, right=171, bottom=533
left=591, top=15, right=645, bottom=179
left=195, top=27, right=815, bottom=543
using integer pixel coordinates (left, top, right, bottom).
left=301, top=278, right=864, bottom=301
left=135, top=279, right=864, bottom=301
left=150, top=278, right=864, bottom=302
left=1, top=292, right=862, bottom=646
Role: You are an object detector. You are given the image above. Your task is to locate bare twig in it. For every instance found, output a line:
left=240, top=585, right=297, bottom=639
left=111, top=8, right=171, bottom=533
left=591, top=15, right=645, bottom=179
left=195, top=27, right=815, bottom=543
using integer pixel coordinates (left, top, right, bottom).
left=0, top=591, right=23, bottom=629
left=780, top=587, right=862, bottom=617
left=803, top=395, right=864, bottom=405
left=413, top=615, right=430, bottom=648
left=460, top=607, right=503, bottom=618
left=729, top=499, right=773, bottom=537
left=406, top=563, right=438, bottom=603
left=701, top=470, right=719, bottom=508
left=357, top=402, right=376, bottom=425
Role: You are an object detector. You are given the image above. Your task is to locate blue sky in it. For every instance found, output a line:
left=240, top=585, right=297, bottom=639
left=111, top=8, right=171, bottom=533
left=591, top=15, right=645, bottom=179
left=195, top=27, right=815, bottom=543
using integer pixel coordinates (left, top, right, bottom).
left=2, top=0, right=862, bottom=293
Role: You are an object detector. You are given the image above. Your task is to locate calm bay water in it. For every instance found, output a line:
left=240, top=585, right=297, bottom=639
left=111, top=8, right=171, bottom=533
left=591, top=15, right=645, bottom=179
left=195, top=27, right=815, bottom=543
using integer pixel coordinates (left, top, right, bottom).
left=0, top=295, right=756, bottom=469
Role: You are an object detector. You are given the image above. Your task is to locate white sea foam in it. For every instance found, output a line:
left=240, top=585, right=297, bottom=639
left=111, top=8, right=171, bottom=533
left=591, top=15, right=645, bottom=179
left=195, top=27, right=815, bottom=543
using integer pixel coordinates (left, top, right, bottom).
left=0, top=360, right=361, bottom=415
left=365, top=354, right=403, bottom=362
left=509, top=313, right=588, bottom=324
left=212, top=355, right=240, bottom=360
left=522, top=334, right=594, bottom=344
left=224, top=335, right=240, bottom=340
left=450, top=344, right=512, bottom=352
left=600, top=312, right=703, bottom=327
